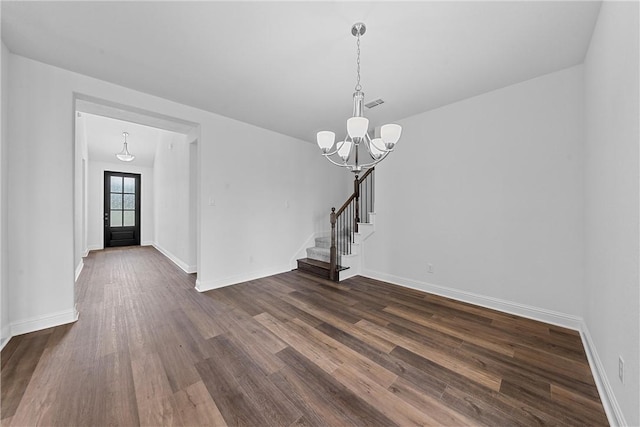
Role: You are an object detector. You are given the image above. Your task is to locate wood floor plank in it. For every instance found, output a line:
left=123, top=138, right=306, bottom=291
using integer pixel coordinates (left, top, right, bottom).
left=1, top=247, right=609, bottom=426
left=199, top=335, right=302, bottom=426
left=331, top=364, right=441, bottom=426
left=315, top=322, right=448, bottom=399
left=173, top=381, right=228, bottom=427
left=195, top=357, right=265, bottom=427
left=386, top=304, right=517, bottom=357
left=100, top=350, right=141, bottom=426
left=293, top=300, right=397, bottom=353
left=358, top=318, right=503, bottom=391
left=254, top=312, right=342, bottom=373
left=289, top=317, right=398, bottom=388
left=131, top=352, right=177, bottom=426
left=273, top=346, right=398, bottom=426
left=500, top=380, right=605, bottom=426
left=388, top=376, right=478, bottom=426
left=550, top=383, right=609, bottom=424
left=0, top=333, right=50, bottom=419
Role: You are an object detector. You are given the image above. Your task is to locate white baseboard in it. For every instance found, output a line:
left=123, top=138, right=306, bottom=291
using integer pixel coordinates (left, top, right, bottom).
left=153, top=243, right=196, bottom=274
left=141, top=240, right=154, bottom=246
left=580, top=323, right=626, bottom=427
left=10, top=307, right=79, bottom=336
left=195, top=264, right=290, bottom=292
left=75, top=260, right=84, bottom=282
left=82, top=248, right=89, bottom=257
left=360, top=268, right=624, bottom=427
left=87, top=244, right=102, bottom=252
left=0, top=324, right=11, bottom=351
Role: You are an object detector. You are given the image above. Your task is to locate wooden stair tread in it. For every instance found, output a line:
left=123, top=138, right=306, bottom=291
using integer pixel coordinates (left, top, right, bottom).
left=296, top=258, right=349, bottom=281
left=298, top=258, right=342, bottom=270
left=297, top=258, right=348, bottom=271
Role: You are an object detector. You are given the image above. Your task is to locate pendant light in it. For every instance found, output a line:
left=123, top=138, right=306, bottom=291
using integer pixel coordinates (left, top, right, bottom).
left=317, top=23, right=401, bottom=173
left=116, top=131, right=135, bottom=162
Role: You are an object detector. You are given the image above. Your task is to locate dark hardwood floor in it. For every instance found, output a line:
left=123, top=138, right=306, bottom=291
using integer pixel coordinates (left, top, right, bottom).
left=1, top=246, right=608, bottom=426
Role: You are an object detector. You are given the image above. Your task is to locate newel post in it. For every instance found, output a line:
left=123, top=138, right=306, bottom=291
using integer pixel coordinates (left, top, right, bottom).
left=329, top=207, right=337, bottom=281
left=354, top=175, right=360, bottom=233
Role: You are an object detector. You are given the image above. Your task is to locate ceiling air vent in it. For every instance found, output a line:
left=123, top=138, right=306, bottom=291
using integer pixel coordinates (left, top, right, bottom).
left=365, top=98, right=385, bottom=109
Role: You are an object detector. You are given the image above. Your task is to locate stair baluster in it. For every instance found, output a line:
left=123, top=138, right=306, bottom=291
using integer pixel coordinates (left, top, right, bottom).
left=329, top=208, right=337, bottom=281
left=329, top=168, right=375, bottom=281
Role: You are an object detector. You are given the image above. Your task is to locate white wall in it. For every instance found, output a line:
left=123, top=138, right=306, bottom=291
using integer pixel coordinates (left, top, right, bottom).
left=7, top=52, right=77, bottom=331
left=584, top=2, right=639, bottom=425
left=1, top=41, right=10, bottom=347
left=153, top=131, right=195, bottom=272
left=364, top=66, right=585, bottom=318
left=87, top=160, right=155, bottom=250
left=6, top=53, right=347, bottom=332
left=196, top=116, right=349, bottom=289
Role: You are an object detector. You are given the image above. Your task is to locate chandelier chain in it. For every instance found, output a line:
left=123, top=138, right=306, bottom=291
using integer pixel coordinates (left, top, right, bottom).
left=355, top=33, right=361, bottom=92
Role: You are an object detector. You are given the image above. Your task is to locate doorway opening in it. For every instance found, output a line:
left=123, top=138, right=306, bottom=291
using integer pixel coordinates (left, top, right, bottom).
left=73, top=94, right=200, bottom=306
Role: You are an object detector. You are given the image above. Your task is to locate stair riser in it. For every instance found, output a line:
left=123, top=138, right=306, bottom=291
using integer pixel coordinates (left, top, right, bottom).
left=306, top=247, right=331, bottom=263
left=314, top=237, right=331, bottom=249
left=297, top=260, right=331, bottom=280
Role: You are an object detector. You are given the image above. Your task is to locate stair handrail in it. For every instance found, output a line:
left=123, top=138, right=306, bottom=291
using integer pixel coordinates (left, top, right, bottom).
left=329, top=168, right=375, bottom=281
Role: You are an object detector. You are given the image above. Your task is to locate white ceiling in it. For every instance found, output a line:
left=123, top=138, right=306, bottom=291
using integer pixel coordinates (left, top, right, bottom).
left=81, top=112, right=180, bottom=168
left=2, top=1, right=601, bottom=143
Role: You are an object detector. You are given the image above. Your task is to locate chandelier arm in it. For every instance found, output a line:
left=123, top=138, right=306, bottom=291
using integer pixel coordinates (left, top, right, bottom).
left=322, top=145, right=342, bottom=157
left=322, top=155, right=350, bottom=168
left=356, top=150, right=392, bottom=169
left=321, top=138, right=351, bottom=156
left=364, top=133, right=393, bottom=153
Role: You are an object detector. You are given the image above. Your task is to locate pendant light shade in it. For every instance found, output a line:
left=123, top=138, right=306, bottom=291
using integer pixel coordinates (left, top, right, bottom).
left=337, top=140, right=352, bottom=162
left=317, top=131, right=336, bottom=153
left=347, top=117, right=369, bottom=139
left=369, top=138, right=384, bottom=159
left=116, top=131, right=135, bottom=162
left=381, top=124, right=402, bottom=149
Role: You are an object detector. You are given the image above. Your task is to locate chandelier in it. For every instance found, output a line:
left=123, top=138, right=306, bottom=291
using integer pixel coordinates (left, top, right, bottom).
left=317, top=23, right=401, bottom=173
left=116, top=131, right=135, bottom=162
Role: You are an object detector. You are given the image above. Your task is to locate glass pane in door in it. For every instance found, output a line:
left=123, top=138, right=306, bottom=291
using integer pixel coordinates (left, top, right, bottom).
left=123, top=211, right=135, bottom=226
left=110, top=210, right=122, bottom=227
left=123, top=177, right=135, bottom=193
left=123, top=194, right=135, bottom=209
left=111, top=176, right=123, bottom=193
left=111, top=194, right=122, bottom=209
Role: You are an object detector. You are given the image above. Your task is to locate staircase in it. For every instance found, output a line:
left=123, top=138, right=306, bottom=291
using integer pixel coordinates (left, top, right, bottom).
left=297, top=234, right=348, bottom=280
left=297, top=168, right=375, bottom=282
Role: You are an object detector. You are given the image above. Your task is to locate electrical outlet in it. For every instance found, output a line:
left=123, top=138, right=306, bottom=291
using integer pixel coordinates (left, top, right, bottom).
left=619, top=356, right=624, bottom=383
left=427, top=263, right=434, bottom=274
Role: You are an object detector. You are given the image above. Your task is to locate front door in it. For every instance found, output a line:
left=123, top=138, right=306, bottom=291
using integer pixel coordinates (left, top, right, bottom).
left=104, top=171, right=141, bottom=247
